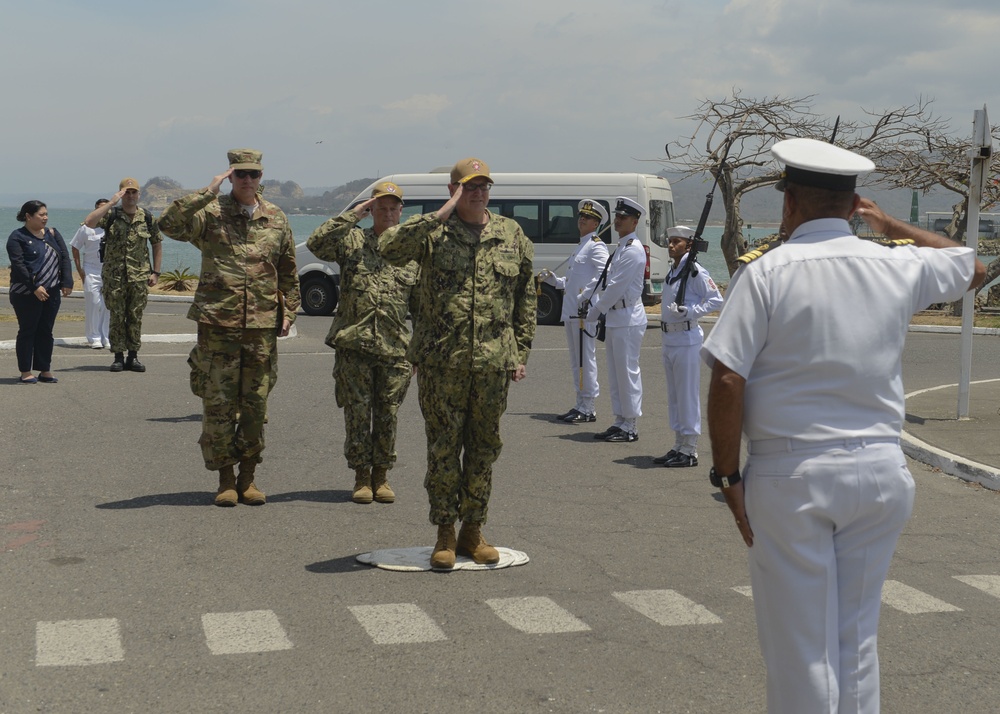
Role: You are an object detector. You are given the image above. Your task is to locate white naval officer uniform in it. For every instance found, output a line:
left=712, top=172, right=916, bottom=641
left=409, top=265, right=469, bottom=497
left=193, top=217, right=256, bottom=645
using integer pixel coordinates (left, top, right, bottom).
left=702, top=216, right=975, bottom=713
left=589, top=228, right=646, bottom=437
left=69, top=223, right=110, bottom=348
left=546, top=226, right=610, bottom=417
left=661, top=249, right=722, bottom=458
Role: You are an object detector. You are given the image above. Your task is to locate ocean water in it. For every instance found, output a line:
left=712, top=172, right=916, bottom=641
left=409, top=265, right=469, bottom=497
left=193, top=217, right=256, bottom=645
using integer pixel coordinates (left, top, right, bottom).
left=0, top=205, right=765, bottom=281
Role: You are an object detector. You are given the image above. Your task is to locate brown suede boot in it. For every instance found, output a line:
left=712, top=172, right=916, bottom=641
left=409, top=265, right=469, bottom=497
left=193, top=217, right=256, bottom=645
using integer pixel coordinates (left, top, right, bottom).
left=215, top=465, right=238, bottom=507
left=430, top=524, right=457, bottom=569
left=352, top=468, right=373, bottom=504
left=371, top=466, right=395, bottom=504
left=457, top=522, right=500, bottom=564
left=236, top=460, right=266, bottom=505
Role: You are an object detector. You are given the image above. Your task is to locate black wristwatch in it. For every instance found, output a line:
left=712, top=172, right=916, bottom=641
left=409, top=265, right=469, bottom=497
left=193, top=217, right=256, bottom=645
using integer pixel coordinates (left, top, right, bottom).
left=710, top=467, right=742, bottom=489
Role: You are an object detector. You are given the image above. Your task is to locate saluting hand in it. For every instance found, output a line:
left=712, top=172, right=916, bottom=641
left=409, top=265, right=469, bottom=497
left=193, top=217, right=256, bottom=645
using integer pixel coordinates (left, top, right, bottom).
left=352, top=197, right=376, bottom=218
left=208, top=169, right=233, bottom=195
left=855, top=197, right=890, bottom=235
left=110, top=189, right=127, bottom=205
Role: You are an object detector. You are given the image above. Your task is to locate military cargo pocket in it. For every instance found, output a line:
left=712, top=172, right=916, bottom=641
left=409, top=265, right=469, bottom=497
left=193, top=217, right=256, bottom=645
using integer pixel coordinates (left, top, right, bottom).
left=188, top=344, right=211, bottom=398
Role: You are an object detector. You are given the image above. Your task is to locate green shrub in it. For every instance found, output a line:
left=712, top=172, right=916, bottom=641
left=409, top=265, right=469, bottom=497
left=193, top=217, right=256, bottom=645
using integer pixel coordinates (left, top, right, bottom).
left=159, top=266, right=198, bottom=292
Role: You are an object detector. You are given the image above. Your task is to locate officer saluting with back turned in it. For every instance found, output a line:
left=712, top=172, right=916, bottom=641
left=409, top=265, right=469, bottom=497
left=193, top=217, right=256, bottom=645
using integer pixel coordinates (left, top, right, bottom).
left=539, top=198, right=610, bottom=424
left=587, top=197, right=647, bottom=443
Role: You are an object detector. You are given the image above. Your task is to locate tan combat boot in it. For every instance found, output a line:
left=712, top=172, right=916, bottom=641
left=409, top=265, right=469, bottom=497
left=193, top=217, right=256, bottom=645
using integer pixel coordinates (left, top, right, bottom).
left=352, top=468, right=373, bottom=504
left=430, top=524, right=457, bottom=569
left=371, top=466, right=395, bottom=504
left=457, top=522, right=500, bottom=564
left=236, top=460, right=266, bottom=505
left=215, top=465, right=238, bottom=507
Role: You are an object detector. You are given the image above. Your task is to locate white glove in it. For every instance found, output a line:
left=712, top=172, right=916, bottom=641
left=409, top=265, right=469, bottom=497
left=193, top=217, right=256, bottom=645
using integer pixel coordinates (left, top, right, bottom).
left=667, top=302, right=688, bottom=317
left=586, top=306, right=601, bottom=322
left=539, top=269, right=557, bottom=286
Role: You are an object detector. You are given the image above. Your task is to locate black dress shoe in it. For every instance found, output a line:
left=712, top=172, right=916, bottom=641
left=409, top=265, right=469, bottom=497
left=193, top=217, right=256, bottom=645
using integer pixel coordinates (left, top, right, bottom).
left=605, top=430, right=638, bottom=443
left=564, top=411, right=597, bottom=424
left=663, top=453, right=698, bottom=468
left=557, top=408, right=581, bottom=422
left=653, top=450, right=679, bottom=465
left=593, top=426, right=622, bottom=440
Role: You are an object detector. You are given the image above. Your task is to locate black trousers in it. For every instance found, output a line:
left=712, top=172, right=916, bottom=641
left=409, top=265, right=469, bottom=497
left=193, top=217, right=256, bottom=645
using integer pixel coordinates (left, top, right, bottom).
left=9, top=290, right=61, bottom=373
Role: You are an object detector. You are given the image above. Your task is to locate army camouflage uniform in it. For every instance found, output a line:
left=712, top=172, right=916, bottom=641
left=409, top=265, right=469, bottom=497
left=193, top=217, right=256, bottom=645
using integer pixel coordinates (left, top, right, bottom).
left=158, top=188, right=300, bottom=471
left=99, top=207, right=161, bottom=353
left=381, top=210, right=536, bottom=525
left=307, top=209, right=419, bottom=473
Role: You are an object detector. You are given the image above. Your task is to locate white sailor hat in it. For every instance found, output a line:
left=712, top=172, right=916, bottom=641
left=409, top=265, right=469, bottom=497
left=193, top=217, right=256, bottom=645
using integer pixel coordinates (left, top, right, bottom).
left=667, top=225, right=695, bottom=240
left=578, top=198, right=608, bottom=225
left=613, top=196, right=645, bottom=219
left=772, top=138, right=875, bottom=192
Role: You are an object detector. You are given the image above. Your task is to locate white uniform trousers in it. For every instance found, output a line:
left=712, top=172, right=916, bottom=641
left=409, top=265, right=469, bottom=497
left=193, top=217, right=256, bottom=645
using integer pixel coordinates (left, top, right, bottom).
left=744, top=441, right=914, bottom=714
left=563, top=318, right=599, bottom=412
left=83, top=270, right=110, bottom=345
left=661, top=341, right=702, bottom=441
left=604, top=324, right=644, bottom=426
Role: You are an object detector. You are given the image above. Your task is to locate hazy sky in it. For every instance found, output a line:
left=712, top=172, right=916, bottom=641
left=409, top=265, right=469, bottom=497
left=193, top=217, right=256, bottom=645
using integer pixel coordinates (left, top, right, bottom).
left=3, top=0, right=996, bottom=196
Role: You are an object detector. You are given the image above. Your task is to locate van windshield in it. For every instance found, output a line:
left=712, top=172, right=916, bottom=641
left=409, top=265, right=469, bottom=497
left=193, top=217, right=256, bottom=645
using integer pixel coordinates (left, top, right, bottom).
left=648, top=199, right=675, bottom=248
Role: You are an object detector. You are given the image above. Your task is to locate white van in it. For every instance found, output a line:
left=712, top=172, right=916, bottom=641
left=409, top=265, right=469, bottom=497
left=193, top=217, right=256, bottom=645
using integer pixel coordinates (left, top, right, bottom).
left=296, top=171, right=676, bottom=324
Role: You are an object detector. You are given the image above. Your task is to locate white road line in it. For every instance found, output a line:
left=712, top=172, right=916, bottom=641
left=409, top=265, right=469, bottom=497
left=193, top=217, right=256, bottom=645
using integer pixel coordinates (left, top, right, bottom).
left=485, top=596, right=591, bottom=634
left=613, top=589, right=723, bottom=626
left=881, top=580, right=962, bottom=614
left=732, top=586, right=754, bottom=599
left=348, top=604, right=448, bottom=645
left=954, top=574, right=1000, bottom=598
left=36, top=618, right=124, bottom=666
left=201, top=610, right=293, bottom=655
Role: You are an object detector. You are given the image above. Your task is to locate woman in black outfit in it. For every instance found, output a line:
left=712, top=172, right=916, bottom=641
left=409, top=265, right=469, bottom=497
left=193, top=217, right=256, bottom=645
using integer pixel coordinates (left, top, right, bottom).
left=6, top=200, right=73, bottom=383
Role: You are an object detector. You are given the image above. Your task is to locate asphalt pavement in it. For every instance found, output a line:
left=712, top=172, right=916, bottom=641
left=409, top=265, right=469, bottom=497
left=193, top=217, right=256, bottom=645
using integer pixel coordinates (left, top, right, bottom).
left=2, top=293, right=1000, bottom=713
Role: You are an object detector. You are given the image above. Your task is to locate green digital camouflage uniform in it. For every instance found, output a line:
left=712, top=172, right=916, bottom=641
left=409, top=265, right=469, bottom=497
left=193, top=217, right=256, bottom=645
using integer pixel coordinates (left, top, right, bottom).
left=306, top=209, right=419, bottom=473
left=99, top=207, right=161, bottom=352
left=381, top=210, right=536, bottom=525
left=158, top=189, right=300, bottom=471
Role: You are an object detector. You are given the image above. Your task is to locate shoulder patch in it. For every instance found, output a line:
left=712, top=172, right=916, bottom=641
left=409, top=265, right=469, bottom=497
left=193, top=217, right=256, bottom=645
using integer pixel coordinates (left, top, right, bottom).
left=863, top=237, right=916, bottom=248
left=737, top=239, right=784, bottom=265
left=625, top=238, right=634, bottom=247
left=591, top=235, right=601, bottom=242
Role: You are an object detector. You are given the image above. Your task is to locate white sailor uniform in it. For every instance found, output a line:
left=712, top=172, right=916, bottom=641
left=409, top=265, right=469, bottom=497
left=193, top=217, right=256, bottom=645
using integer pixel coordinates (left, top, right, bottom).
left=589, top=231, right=646, bottom=437
left=702, top=217, right=975, bottom=713
left=660, top=254, right=722, bottom=460
left=69, top=223, right=110, bottom=348
left=547, top=231, right=609, bottom=417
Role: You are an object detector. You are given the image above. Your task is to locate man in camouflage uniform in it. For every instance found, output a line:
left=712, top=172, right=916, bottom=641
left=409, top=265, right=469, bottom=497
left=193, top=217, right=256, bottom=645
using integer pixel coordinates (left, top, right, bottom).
left=306, top=181, right=419, bottom=506
left=158, top=149, right=300, bottom=507
left=382, top=158, right=536, bottom=569
left=85, top=177, right=162, bottom=372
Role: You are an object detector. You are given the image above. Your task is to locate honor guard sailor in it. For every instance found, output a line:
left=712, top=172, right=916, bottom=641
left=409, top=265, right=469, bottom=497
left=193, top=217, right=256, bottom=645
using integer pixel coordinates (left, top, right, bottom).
left=655, top=225, right=723, bottom=467
left=587, top=196, right=647, bottom=443
left=539, top=198, right=610, bottom=423
left=703, top=137, right=985, bottom=713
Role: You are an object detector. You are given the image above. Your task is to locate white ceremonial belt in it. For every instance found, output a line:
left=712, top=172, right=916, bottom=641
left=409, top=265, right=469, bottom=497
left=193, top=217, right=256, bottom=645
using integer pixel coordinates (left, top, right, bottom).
left=747, top=436, right=900, bottom=455
left=660, top=321, right=691, bottom=333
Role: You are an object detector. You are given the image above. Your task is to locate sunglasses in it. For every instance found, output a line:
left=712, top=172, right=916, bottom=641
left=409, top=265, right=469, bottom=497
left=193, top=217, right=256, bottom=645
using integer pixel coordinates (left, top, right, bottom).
left=464, top=182, right=491, bottom=193
left=233, top=170, right=262, bottom=180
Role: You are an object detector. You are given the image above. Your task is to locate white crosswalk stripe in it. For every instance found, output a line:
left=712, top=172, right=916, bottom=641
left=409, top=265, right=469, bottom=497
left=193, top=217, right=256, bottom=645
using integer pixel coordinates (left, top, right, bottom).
left=485, top=596, right=591, bottom=634
left=348, top=603, right=448, bottom=644
left=880, top=580, right=962, bottom=614
left=201, top=610, right=293, bottom=655
left=954, top=574, right=1000, bottom=598
left=35, top=618, right=124, bottom=666
left=613, top=589, right=722, bottom=626
left=732, top=586, right=754, bottom=599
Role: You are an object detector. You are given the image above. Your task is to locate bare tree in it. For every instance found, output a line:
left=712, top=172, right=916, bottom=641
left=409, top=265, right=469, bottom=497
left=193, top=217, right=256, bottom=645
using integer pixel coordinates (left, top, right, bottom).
left=661, top=91, right=948, bottom=276
left=872, top=119, right=1000, bottom=292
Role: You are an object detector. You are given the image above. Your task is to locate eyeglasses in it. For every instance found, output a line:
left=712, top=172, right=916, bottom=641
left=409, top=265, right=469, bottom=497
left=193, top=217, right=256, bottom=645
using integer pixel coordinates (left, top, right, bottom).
left=234, top=170, right=262, bottom=180
left=464, top=182, right=491, bottom=193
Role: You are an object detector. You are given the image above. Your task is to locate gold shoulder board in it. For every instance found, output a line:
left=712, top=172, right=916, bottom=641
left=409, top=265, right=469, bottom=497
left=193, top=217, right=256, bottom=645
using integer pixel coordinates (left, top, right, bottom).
left=863, top=237, right=916, bottom=247
left=737, top=239, right=783, bottom=265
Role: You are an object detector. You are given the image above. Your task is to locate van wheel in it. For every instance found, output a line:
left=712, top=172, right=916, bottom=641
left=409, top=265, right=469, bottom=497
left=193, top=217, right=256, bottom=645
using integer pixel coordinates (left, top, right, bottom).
left=301, top=276, right=338, bottom=316
left=536, top=283, right=562, bottom=325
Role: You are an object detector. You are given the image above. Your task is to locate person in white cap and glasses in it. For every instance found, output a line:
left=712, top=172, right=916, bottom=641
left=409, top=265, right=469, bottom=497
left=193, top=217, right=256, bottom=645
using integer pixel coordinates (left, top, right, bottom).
left=654, top=225, right=723, bottom=467
left=587, top=196, right=647, bottom=443
left=703, top=137, right=985, bottom=713
left=539, top=199, right=610, bottom=424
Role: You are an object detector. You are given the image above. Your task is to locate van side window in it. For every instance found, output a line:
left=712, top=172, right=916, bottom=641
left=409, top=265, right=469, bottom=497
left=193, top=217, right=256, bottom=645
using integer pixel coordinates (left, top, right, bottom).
left=507, top=201, right=541, bottom=241
left=544, top=202, right=577, bottom=244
